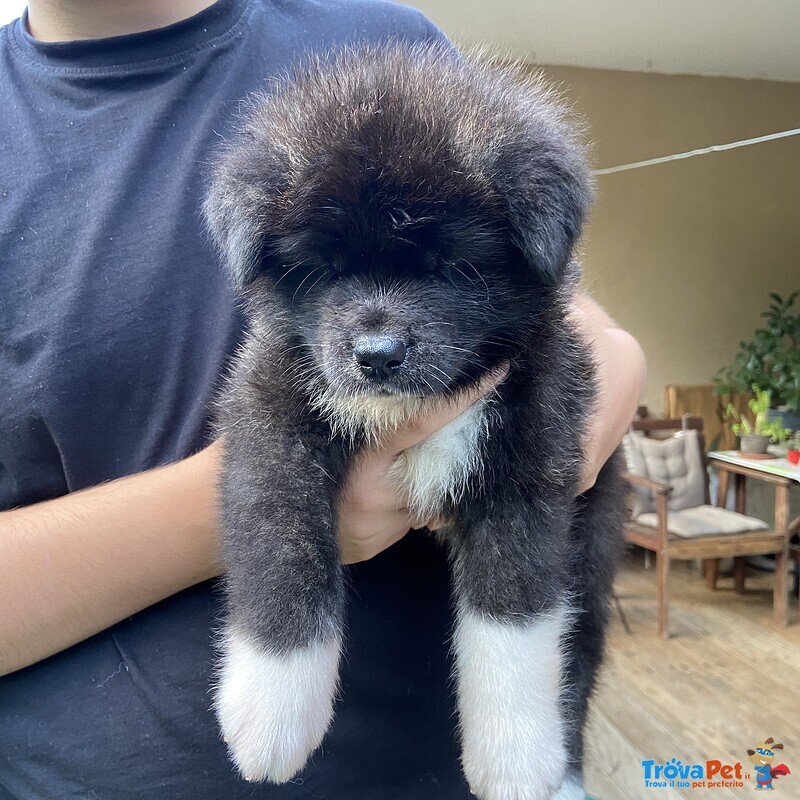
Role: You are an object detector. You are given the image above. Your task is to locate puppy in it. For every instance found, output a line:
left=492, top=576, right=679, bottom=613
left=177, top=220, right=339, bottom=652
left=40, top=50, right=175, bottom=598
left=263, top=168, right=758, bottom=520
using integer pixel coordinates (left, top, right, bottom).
left=204, top=41, right=625, bottom=800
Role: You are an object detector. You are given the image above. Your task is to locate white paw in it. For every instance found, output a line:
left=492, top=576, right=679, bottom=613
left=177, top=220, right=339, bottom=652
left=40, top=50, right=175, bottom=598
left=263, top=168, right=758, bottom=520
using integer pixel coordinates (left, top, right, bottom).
left=215, top=628, right=342, bottom=783
left=454, top=606, right=571, bottom=800
left=552, top=774, right=585, bottom=800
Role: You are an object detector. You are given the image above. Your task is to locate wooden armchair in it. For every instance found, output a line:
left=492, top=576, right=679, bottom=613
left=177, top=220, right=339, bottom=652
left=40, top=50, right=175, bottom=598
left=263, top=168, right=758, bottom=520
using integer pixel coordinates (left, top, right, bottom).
left=623, top=417, right=788, bottom=638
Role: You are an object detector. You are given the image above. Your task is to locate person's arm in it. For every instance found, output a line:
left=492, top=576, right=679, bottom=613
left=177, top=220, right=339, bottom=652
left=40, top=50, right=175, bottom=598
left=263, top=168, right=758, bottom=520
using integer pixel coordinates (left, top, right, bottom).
left=569, top=292, right=647, bottom=492
left=0, top=444, right=223, bottom=675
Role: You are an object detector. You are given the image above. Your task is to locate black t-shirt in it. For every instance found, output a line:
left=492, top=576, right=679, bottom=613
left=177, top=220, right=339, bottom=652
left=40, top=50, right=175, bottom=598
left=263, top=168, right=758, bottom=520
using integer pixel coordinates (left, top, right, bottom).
left=0, top=2, right=471, bottom=798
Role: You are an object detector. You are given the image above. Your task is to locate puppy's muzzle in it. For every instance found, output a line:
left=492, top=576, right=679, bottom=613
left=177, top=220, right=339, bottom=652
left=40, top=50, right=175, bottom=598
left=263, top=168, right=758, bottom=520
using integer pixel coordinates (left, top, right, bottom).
left=353, top=334, right=407, bottom=379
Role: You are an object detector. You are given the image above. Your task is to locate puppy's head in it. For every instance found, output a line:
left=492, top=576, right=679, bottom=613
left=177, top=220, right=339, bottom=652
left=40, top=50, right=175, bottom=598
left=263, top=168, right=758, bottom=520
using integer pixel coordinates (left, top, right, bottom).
left=747, top=739, right=784, bottom=767
left=205, top=43, right=591, bottom=433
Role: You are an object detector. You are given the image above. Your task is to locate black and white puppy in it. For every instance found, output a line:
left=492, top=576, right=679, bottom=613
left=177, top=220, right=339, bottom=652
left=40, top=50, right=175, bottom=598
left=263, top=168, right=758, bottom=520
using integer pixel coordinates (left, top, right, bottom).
left=204, top=42, right=625, bottom=800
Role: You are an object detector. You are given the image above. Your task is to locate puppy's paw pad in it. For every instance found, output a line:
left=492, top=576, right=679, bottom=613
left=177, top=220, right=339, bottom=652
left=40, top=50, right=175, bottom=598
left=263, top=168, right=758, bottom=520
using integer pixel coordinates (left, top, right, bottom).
left=215, top=630, right=341, bottom=783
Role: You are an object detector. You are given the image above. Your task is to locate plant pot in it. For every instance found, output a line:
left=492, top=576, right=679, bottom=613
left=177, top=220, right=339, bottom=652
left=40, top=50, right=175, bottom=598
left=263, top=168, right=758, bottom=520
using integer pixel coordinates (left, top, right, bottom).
left=788, top=449, right=800, bottom=466
left=767, top=407, right=800, bottom=434
left=739, top=433, right=772, bottom=454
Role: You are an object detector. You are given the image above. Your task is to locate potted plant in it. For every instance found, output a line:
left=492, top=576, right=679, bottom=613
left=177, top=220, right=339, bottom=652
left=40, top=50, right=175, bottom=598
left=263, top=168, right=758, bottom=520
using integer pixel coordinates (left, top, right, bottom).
left=788, top=433, right=800, bottom=466
left=715, top=291, right=800, bottom=431
left=726, top=388, right=791, bottom=455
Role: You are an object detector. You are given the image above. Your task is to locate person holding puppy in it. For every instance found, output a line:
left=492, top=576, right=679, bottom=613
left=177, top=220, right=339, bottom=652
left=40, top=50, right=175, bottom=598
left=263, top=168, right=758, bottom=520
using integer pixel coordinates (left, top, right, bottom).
left=0, top=1, right=646, bottom=798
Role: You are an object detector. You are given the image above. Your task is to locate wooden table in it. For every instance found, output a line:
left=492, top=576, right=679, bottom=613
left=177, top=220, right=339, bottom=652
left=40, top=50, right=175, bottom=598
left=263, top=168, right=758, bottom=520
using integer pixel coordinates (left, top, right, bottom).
left=707, top=450, right=800, bottom=625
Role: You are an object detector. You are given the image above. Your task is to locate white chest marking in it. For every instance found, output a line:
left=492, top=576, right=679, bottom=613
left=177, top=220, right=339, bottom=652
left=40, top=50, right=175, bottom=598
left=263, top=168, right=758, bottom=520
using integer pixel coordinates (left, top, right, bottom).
left=389, top=399, right=489, bottom=521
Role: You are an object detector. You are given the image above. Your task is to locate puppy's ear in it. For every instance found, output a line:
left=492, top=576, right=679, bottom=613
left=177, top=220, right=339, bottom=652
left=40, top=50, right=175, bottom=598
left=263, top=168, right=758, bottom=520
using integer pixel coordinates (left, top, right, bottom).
left=485, top=67, right=592, bottom=285
left=499, top=142, right=592, bottom=285
left=203, top=171, right=269, bottom=288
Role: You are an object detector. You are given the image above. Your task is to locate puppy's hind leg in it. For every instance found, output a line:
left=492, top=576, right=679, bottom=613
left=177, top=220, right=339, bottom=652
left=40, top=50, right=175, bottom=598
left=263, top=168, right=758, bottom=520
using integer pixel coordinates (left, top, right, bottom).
left=451, top=501, right=575, bottom=800
left=215, top=427, right=345, bottom=784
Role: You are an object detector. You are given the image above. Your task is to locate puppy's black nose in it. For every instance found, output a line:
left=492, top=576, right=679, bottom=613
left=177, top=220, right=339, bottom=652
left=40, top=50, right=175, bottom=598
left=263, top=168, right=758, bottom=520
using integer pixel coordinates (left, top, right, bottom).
left=353, top=334, right=407, bottom=377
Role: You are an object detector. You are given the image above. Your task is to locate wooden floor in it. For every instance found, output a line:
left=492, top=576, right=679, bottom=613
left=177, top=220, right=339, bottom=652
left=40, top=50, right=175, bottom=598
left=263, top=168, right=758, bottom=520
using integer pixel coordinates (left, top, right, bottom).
left=584, top=548, right=800, bottom=800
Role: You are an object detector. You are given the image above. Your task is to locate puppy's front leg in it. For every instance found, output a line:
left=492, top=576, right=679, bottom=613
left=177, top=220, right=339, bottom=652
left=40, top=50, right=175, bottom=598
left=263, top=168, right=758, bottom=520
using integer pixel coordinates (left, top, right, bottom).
left=451, top=501, right=573, bottom=800
left=215, top=424, right=344, bottom=784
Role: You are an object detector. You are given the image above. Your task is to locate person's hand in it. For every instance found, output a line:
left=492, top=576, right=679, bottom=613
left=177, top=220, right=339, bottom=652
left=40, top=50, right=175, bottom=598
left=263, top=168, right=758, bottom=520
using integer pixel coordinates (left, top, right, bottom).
left=569, top=293, right=646, bottom=493
left=337, top=366, right=508, bottom=564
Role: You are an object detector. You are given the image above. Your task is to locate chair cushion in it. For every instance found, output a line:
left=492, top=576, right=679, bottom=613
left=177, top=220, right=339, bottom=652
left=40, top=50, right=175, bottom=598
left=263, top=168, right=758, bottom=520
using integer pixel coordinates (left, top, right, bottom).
left=635, top=505, right=769, bottom=538
left=623, top=429, right=706, bottom=516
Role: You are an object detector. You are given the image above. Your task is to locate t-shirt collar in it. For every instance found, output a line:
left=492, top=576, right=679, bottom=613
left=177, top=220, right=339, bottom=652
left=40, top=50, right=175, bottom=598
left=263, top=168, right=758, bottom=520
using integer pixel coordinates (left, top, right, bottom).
left=11, top=0, right=249, bottom=72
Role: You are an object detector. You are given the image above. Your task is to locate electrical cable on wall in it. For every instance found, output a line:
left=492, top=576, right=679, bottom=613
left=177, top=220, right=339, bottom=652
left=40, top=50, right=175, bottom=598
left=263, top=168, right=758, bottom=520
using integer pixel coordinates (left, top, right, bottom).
left=593, top=127, right=800, bottom=176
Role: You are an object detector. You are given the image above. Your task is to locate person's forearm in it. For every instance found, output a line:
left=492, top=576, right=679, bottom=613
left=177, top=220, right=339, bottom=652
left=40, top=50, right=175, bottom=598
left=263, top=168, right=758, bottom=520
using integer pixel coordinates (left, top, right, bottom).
left=570, top=293, right=647, bottom=492
left=0, top=443, right=222, bottom=676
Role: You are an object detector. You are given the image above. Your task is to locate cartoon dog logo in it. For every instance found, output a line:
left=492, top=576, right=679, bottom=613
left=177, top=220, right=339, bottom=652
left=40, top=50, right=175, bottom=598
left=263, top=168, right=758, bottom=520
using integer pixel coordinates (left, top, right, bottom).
left=747, top=738, right=791, bottom=790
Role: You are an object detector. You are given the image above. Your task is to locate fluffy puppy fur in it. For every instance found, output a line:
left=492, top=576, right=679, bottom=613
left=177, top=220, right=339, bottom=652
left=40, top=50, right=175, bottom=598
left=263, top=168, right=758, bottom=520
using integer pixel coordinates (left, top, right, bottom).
left=204, top=41, right=625, bottom=800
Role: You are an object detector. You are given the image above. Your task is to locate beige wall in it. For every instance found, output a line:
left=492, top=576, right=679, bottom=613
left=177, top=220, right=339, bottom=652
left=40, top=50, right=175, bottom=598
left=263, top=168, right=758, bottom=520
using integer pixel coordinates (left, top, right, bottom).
left=538, top=65, right=800, bottom=413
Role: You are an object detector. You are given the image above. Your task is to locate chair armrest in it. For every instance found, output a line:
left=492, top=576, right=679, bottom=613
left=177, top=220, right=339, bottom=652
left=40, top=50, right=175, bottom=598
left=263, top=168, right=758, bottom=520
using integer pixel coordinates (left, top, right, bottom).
left=623, top=472, right=673, bottom=495
left=624, top=472, right=672, bottom=546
